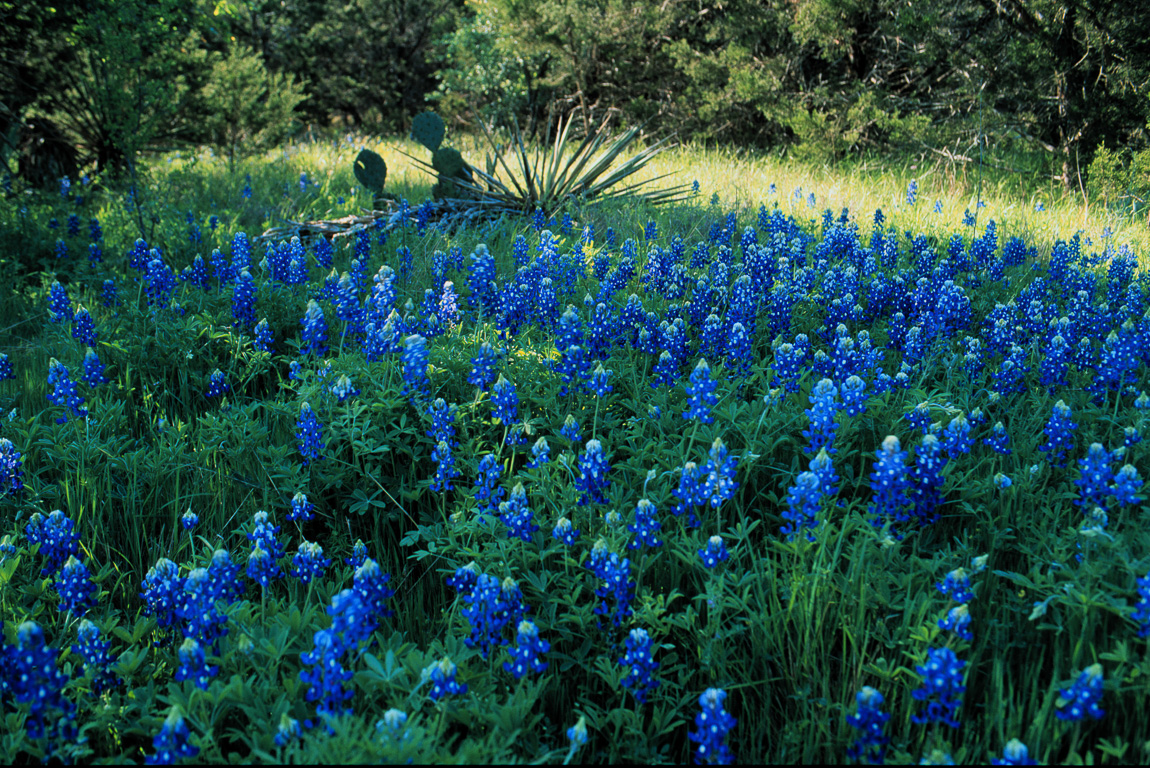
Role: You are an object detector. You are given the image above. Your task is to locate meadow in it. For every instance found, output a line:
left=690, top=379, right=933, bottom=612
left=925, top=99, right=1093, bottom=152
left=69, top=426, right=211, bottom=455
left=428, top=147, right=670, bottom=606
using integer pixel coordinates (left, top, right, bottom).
left=0, top=133, right=1148, bottom=765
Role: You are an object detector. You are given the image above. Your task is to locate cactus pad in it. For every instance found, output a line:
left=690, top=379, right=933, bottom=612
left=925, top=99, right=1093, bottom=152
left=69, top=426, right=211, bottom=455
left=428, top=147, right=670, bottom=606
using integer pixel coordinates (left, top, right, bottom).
left=353, top=149, right=387, bottom=194
left=411, top=112, right=445, bottom=152
left=432, top=147, right=466, bottom=178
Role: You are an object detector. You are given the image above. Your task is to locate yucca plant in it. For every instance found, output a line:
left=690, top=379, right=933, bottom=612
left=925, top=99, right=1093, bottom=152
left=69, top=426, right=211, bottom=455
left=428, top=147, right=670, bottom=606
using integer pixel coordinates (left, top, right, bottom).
left=407, top=113, right=692, bottom=215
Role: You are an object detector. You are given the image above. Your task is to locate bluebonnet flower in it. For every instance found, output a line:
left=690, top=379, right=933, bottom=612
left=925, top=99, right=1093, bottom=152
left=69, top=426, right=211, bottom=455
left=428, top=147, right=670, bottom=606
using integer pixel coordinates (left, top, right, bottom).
left=473, top=453, right=506, bottom=518
left=673, top=462, right=707, bottom=527
left=1113, top=464, right=1144, bottom=506
left=576, top=439, right=612, bottom=505
left=772, top=341, right=807, bottom=393
left=439, top=281, right=461, bottom=328
left=499, top=483, right=538, bottom=542
left=983, top=421, right=1012, bottom=454
left=994, top=473, right=1013, bottom=490
left=54, top=238, right=68, bottom=259
left=688, top=688, right=737, bottom=766
left=725, top=321, right=753, bottom=378
left=229, top=268, right=257, bottom=331
left=567, top=716, right=589, bottom=754
left=1132, top=572, right=1150, bottom=638
left=991, top=739, right=1037, bottom=766
left=141, top=557, right=183, bottom=630
left=6, top=620, right=76, bottom=747
left=289, top=491, right=315, bottom=523
left=345, top=539, right=368, bottom=569
left=906, top=179, right=918, bottom=206
left=73, top=619, right=122, bottom=694
left=684, top=359, right=718, bottom=423
left=245, top=526, right=282, bottom=593
left=619, top=627, right=660, bottom=703
left=504, top=620, right=549, bottom=678
left=554, top=416, right=582, bottom=447
left=375, top=709, right=408, bottom=742
left=71, top=306, right=98, bottom=346
left=241, top=177, right=253, bottom=199
left=840, top=375, right=867, bottom=417
left=910, top=434, right=947, bottom=527
left=1056, top=664, right=1105, bottom=721
left=174, top=636, right=218, bottom=690
left=589, top=363, right=613, bottom=397
left=327, top=588, right=377, bottom=648
left=275, top=714, right=302, bottom=747
left=353, top=557, right=395, bottom=622
left=527, top=437, right=550, bottom=469
left=25, top=509, right=79, bottom=575
left=782, top=471, right=822, bottom=540
left=701, top=437, right=739, bottom=508
left=299, top=629, right=355, bottom=719
left=296, top=402, right=325, bottom=465
left=491, top=375, right=519, bottom=424
left=0, top=352, right=13, bottom=381
left=177, top=567, right=232, bottom=655
left=937, top=567, right=974, bottom=603
left=57, top=555, right=98, bottom=614
left=938, top=604, right=973, bottom=640
left=1075, top=443, right=1115, bottom=509
left=869, top=436, right=911, bottom=533
left=699, top=535, right=730, bottom=568
left=79, top=347, right=109, bottom=388
left=941, top=414, right=973, bottom=455
left=180, top=508, right=198, bottom=531
left=300, top=300, right=329, bottom=357
left=428, top=657, right=468, bottom=700
left=468, top=341, right=499, bottom=390
left=911, top=647, right=965, bottom=728
left=905, top=402, right=933, bottom=435
left=1123, top=426, right=1141, bottom=449
left=846, top=686, right=890, bottom=764
left=0, top=437, right=24, bottom=497
left=553, top=517, right=580, bottom=546
left=802, top=378, right=840, bottom=455
left=46, top=358, right=86, bottom=423
left=329, top=374, right=359, bottom=404
left=205, top=369, right=229, bottom=399
left=586, top=541, right=635, bottom=626
left=402, top=334, right=430, bottom=398
left=1039, top=400, right=1077, bottom=468
left=628, top=499, right=663, bottom=549
left=431, top=440, right=461, bottom=492
left=292, top=540, right=331, bottom=584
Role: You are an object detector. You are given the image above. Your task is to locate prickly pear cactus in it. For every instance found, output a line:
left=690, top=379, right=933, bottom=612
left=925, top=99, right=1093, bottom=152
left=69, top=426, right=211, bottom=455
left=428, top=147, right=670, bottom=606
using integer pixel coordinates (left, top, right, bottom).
left=432, top=147, right=465, bottom=178
left=353, top=149, right=387, bottom=196
left=411, top=112, right=445, bottom=153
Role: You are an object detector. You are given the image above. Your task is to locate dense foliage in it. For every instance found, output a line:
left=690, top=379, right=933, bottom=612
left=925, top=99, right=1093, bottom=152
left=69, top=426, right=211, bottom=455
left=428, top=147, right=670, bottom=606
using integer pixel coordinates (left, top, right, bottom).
left=4, top=0, right=1149, bottom=194
left=0, top=139, right=1148, bottom=763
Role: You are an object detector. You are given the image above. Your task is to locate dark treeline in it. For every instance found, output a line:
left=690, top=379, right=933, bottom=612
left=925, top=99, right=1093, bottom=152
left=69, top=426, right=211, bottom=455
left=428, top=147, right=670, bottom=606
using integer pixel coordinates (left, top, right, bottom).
left=2, top=0, right=1149, bottom=189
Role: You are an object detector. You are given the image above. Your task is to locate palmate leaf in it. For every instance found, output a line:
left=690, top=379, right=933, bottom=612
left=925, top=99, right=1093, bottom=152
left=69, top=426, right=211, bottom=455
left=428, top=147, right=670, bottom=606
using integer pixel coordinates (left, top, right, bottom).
left=404, top=115, right=691, bottom=214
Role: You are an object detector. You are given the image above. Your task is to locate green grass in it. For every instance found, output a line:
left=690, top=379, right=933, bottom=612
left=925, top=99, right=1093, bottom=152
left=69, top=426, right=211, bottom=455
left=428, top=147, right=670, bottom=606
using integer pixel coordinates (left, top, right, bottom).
left=0, top=131, right=1148, bottom=764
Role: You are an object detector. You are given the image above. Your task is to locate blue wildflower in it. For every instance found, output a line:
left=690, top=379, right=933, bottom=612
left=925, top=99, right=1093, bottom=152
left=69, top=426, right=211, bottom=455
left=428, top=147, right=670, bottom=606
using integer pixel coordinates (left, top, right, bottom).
left=71, top=306, right=98, bottom=346
left=684, top=358, right=718, bottom=424
left=619, top=627, right=660, bottom=703
left=802, top=378, right=840, bottom=455
left=937, top=567, right=974, bottom=603
left=869, top=436, right=911, bottom=533
left=503, top=620, right=549, bottom=679
left=174, top=637, right=218, bottom=690
left=699, top=535, right=730, bottom=568
left=0, top=437, right=24, bottom=497
left=205, top=369, right=229, bottom=399
left=1039, top=400, right=1077, bottom=468
left=491, top=375, right=519, bottom=424
left=938, top=604, right=973, bottom=640
left=296, top=402, right=325, bottom=466
left=47, top=281, right=72, bottom=323
left=7, top=621, right=76, bottom=748
left=25, top=509, right=79, bottom=575
left=46, top=358, right=86, bottom=423
left=427, top=657, right=467, bottom=700
left=289, top=491, right=315, bottom=523
left=1056, top=664, right=1105, bottom=721
left=141, top=558, right=183, bottom=631
left=73, top=619, right=122, bottom=694
left=991, top=739, right=1037, bottom=766
left=292, top=540, right=331, bottom=584
left=911, top=647, right=965, bottom=728
left=689, top=687, right=737, bottom=765
left=628, top=499, right=663, bottom=550
left=782, top=471, right=822, bottom=541
left=552, top=517, right=580, bottom=546
left=299, top=629, right=355, bottom=719
left=846, top=686, right=890, bottom=764
left=57, top=555, right=98, bottom=615
left=527, top=437, right=551, bottom=468
left=576, top=439, right=612, bottom=505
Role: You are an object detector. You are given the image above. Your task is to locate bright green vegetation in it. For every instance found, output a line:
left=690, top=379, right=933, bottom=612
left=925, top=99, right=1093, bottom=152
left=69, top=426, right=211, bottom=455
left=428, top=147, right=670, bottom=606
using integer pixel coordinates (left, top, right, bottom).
left=0, top=135, right=1148, bottom=764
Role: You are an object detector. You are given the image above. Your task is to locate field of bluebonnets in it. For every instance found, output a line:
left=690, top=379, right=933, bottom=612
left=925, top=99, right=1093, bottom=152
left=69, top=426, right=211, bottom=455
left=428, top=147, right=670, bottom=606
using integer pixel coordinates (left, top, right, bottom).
left=0, top=133, right=1149, bottom=766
